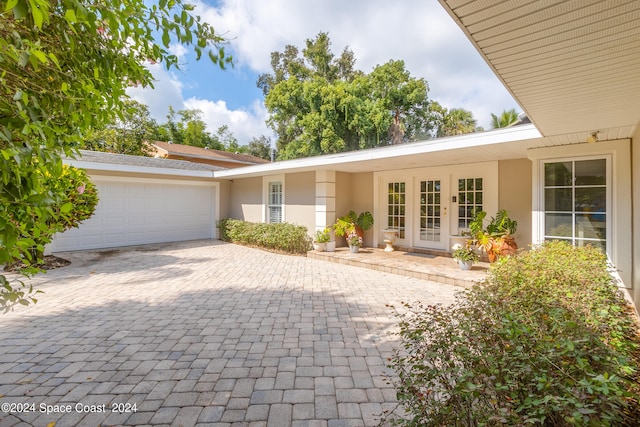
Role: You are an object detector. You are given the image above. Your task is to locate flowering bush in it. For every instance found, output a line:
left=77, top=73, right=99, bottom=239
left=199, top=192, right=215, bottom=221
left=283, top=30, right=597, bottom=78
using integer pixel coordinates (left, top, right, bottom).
left=347, top=231, right=362, bottom=247
left=451, top=243, right=479, bottom=262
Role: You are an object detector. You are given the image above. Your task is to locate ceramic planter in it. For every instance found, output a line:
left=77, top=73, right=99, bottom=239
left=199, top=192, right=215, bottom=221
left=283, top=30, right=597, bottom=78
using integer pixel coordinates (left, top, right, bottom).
left=312, top=242, right=326, bottom=252
left=457, top=259, right=473, bottom=270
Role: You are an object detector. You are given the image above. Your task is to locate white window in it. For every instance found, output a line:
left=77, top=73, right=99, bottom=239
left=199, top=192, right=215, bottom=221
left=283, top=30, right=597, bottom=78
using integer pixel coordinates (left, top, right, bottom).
left=388, top=182, right=406, bottom=238
left=268, top=181, right=283, bottom=223
left=457, top=177, right=483, bottom=230
left=542, top=158, right=609, bottom=253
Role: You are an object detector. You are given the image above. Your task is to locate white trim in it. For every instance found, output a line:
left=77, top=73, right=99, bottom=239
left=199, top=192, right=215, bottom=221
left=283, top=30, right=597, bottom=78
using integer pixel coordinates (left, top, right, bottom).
left=374, top=161, right=498, bottom=251
left=528, top=139, right=632, bottom=288
left=263, top=174, right=285, bottom=223
left=537, top=155, right=611, bottom=253
left=215, top=125, right=541, bottom=179
left=67, top=159, right=216, bottom=179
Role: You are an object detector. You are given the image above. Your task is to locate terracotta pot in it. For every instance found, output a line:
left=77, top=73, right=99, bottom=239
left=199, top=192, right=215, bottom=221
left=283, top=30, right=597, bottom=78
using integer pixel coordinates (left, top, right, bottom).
left=487, top=236, right=518, bottom=262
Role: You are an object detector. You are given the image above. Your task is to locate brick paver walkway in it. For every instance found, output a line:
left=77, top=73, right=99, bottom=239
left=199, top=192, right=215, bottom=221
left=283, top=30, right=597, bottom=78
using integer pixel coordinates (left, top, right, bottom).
left=0, top=240, right=460, bottom=426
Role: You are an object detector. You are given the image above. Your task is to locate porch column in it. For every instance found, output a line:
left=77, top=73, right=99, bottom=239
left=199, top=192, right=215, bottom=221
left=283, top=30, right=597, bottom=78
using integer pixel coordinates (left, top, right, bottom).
left=315, top=170, right=336, bottom=233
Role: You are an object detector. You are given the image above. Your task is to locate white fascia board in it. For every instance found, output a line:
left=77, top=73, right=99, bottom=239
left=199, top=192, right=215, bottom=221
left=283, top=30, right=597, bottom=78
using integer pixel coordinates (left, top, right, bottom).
left=214, top=125, right=542, bottom=179
left=65, top=159, right=216, bottom=179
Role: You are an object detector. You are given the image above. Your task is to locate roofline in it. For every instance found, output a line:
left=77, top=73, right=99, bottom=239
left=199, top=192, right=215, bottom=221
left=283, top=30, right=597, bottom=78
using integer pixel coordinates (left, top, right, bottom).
left=161, top=151, right=261, bottom=165
left=150, top=142, right=268, bottom=165
left=214, top=124, right=542, bottom=179
left=66, top=159, right=217, bottom=179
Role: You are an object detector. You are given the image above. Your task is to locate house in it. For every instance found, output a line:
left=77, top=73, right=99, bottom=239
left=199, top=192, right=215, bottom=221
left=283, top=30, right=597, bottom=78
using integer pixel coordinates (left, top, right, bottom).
left=51, top=1, right=640, bottom=310
left=150, top=140, right=270, bottom=169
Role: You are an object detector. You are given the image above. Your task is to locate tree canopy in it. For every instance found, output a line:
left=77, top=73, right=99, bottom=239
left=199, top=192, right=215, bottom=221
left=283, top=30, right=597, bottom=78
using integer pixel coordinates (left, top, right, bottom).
left=0, top=0, right=230, bottom=310
left=491, top=108, right=519, bottom=129
left=259, top=32, right=433, bottom=160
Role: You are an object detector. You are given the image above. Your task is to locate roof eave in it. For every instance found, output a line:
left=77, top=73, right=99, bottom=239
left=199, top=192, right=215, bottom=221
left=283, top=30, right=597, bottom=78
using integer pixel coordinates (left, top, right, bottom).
left=214, top=125, right=542, bottom=179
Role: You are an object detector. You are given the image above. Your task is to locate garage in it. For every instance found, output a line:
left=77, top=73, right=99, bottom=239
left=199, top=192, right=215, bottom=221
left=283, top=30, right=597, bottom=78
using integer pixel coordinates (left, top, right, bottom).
left=48, top=151, right=220, bottom=252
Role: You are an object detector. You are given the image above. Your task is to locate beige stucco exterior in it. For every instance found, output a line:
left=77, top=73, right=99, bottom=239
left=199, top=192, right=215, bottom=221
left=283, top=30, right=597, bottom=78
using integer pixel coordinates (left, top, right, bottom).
left=498, top=159, right=532, bottom=250
left=229, top=177, right=263, bottom=223
left=284, top=172, right=316, bottom=233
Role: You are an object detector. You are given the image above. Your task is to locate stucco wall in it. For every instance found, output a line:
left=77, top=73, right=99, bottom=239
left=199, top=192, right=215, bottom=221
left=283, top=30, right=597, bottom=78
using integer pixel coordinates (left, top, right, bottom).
left=333, top=172, right=375, bottom=246
left=284, top=172, right=316, bottom=233
left=349, top=172, right=374, bottom=246
left=498, top=158, right=532, bottom=249
left=228, top=176, right=262, bottom=222
left=216, top=179, right=231, bottom=221
left=335, top=172, right=351, bottom=219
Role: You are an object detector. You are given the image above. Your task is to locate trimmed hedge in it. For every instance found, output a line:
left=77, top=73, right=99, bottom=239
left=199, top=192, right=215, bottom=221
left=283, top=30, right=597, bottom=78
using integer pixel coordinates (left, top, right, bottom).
left=388, top=241, right=640, bottom=426
left=218, top=218, right=312, bottom=255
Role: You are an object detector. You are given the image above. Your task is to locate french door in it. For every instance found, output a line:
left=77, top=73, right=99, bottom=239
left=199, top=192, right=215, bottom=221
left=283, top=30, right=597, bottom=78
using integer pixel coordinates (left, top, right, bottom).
left=414, top=178, right=449, bottom=250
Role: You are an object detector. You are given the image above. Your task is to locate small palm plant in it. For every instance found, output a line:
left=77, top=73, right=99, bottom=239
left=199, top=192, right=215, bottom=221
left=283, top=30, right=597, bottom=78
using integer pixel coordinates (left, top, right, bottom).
left=334, top=210, right=374, bottom=238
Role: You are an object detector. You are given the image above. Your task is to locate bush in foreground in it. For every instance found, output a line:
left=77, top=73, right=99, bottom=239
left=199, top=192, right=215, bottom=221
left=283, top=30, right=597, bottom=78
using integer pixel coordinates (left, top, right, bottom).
left=388, top=241, right=640, bottom=426
left=218, top=219, right=311, bottom=255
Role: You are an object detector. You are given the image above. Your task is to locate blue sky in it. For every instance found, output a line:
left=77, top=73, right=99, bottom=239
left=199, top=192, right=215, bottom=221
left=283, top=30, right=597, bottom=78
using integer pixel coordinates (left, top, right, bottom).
left=128, top=0, right=520, bottom=145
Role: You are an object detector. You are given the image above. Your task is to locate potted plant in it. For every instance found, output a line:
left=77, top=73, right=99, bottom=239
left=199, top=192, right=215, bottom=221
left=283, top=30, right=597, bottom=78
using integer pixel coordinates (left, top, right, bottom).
left=347, top=231, right=363, bottom=253
left=470, top=209, right=518, bottom=262
left=451, top=243, right=479, bottom=270
left=334, top=210, right=374, bottom=240
left=313, top=228, right=330, bottom=251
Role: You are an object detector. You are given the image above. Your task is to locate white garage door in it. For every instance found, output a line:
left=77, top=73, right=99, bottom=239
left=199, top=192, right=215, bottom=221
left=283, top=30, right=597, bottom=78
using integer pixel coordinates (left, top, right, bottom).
left=49, top=176, right=217, bottom=252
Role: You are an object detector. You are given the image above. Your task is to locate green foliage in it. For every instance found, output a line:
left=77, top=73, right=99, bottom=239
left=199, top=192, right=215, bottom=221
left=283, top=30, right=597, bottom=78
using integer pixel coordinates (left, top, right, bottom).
left=260, top=33, right=433, bottom=159
left=46, top=165, right=98, bottom=235
left=314, top=228, right=330, bottom=243
left=333, top=211, right=374, bottom=237
left=82, top=101, right=157, bottom=156
left=246, top=135, right=273, bottom=160
left=434, top=106, right=479, bottom=137
left=491, top=108, right=520, bottom=129
left=470, top=209, right=518, bottom=262
left=485, top=209, right=518, bottom=237
left=1, top=275, right=42, bottom=314
left=218, top=219, right=312, bottom=255
left=388, top=241, right=640, bottom=426
left=451, top=244, right=479, bottom=262
left=1, top=0, right=230, bottom=309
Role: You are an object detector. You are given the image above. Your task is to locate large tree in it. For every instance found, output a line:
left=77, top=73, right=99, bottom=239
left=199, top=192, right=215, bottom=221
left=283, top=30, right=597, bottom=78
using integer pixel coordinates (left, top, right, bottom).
left=246, top=135, right=273, bottom=160
left=0, top=0, right=230, bottom=310
left=82, top=100, right=157, bottom=156
left=259, top=33, right=432, bottom=160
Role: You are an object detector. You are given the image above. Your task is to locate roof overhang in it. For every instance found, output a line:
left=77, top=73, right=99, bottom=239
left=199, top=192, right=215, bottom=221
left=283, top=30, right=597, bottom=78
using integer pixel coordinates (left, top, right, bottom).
left=437, top=0, right=640, bottom=139
left=66, top=151, right=218, bottom=179
left=214, top=125, right=545, bottom=179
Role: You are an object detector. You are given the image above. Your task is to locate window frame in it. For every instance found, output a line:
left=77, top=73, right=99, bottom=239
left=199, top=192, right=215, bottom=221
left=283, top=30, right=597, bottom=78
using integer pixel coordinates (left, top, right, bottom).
left=263, top=175, right=285, bottom=224
left=539, top=155, right=612, bottom=256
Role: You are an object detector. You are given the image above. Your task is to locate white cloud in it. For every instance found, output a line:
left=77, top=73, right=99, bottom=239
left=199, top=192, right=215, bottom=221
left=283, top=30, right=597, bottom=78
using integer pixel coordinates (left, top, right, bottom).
left=130, top=0, right=521, bottom=145
left=194, top=0, right=520, bottom=129
left=127, top=63, right=184, bottom=121
left=169, top=43, right=189, bottom=63
left=184, top=97, right=272, bottom=145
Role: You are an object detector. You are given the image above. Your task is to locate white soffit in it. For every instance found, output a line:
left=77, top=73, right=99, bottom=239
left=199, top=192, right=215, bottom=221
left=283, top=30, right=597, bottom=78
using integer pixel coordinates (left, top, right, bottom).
left=438, top=0, right=640, bottom=138
left=214, top=125, right=544, bottom=178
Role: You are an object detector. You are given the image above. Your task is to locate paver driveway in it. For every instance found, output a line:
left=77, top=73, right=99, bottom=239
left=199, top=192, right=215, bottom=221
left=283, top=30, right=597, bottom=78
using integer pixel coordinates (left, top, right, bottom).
left=0, top=240, right=459, bottom=427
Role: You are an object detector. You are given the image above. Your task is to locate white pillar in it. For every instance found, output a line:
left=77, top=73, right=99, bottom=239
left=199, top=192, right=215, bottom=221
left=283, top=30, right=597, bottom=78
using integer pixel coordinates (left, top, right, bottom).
left=315, top=170, right=336, bottom=233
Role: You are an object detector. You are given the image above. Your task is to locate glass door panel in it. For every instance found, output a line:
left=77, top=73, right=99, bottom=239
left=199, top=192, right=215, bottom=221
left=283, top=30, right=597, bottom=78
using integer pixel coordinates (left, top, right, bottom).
left=416, top=178, right=448, bottom=249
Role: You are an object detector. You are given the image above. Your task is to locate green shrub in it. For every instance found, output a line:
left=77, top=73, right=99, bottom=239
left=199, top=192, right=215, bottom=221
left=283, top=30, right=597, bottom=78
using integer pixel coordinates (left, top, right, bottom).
left=388, top=241, right=640, bottom=426
left=218, top=218, right=312, bottom=255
